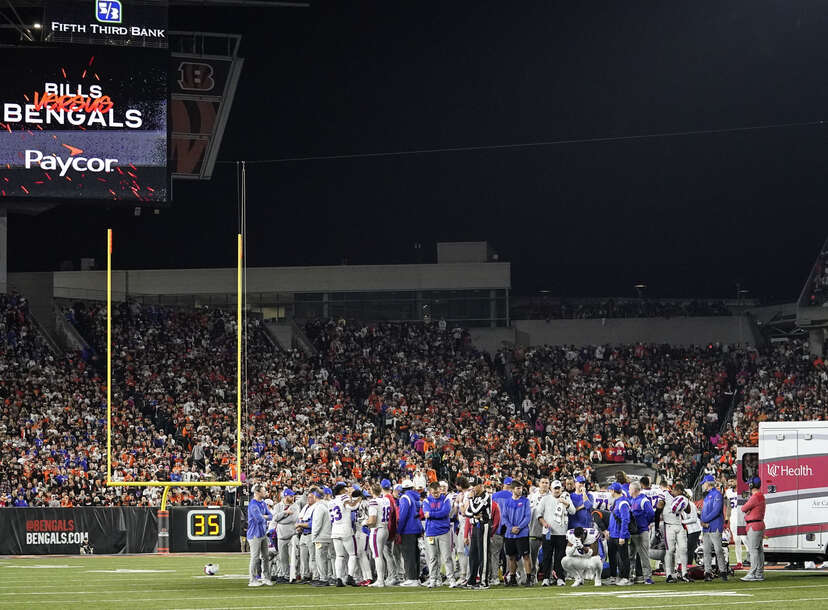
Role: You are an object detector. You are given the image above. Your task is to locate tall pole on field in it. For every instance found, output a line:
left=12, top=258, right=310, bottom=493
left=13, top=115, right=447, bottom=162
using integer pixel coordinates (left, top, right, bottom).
left=106, top=228, right=112, bottom=483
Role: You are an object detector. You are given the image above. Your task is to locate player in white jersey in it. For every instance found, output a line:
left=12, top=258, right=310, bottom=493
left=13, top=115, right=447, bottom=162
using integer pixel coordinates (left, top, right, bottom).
left=330, top=483, right=360, bottom=586
left=454, top=477, right=473, bottom=585
left=365, top=483, right=392, bottom=587
left=441, top=480, right=458, bottom=571
left=591, top=490, right=613, bottom=512
left=725, top=480, right=748, bottom=568
left=353, top=491, right=375, bottom=585
left=662, top=487, right=692, bottom=583
left=561, top=527, right=603, bottom=587
left=640, top=477, right=665, bottom=525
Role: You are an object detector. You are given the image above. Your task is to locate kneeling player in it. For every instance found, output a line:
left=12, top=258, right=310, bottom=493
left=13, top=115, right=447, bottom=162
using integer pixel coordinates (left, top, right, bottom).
left=561, top=527, right=603, bottom=587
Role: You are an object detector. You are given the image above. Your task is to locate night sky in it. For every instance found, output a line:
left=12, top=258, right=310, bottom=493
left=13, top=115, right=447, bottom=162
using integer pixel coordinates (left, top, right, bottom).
left=8, top=0, right=828, bottom=300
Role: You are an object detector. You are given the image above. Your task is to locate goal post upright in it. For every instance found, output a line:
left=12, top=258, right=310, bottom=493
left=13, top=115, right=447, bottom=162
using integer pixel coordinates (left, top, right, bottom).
left=104, top=230, right=243, bottom=552
left=107, top=228, right=112, bottom=484
left=237, top=232, right=242, bottom=484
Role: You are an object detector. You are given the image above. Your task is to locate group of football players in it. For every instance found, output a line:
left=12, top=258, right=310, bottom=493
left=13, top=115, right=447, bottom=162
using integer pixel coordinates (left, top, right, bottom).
left=243, top=470, right=764, bottom=589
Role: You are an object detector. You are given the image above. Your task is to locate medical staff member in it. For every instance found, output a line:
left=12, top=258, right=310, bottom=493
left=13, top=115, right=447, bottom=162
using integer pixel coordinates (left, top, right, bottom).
left=740, top=477, right=765, bottom=582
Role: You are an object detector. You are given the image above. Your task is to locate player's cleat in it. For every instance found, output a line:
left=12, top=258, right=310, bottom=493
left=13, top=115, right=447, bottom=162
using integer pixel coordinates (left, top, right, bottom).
left=680, top=575, right=694, bottom=583
left=721, top=573, right=728, bottom=582
left=556, top=578, right=565, bottom=586
left=262, top=579, right=273, bottom=586
left=248, top=580, right=263, bottom=587
left=541, top=578, right=550, bottom=587
left=665, top=575, right=677, bottom=583
left=335, top=579, right=345, bottom=587
left=734, top=563, right=744, bottom=570
left=644, top=578, right=654, bottom=585
left=704, top=572, right=713, bottom=582
left=369, top=581, right=385, bottom=587
left=359, top=579, right=372, bottom=586
left=448, top=579, right=459, bottom=588
left=572, top=576, right=583, bottom=587
left=400, top=579, right=420, bottom=587
left=311, top=580, right=329, bottom=587
left=615, top=578, right=631, bottom=586
left=593, top=577, right=602, bottom=587
left=525, top=575, right=534, bottom=587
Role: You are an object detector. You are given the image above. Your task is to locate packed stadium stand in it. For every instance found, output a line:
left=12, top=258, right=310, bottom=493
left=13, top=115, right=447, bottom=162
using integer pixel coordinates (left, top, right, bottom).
left=707, top=339, right=828, bottom=482
left=5, top=287, right=819, bottom=509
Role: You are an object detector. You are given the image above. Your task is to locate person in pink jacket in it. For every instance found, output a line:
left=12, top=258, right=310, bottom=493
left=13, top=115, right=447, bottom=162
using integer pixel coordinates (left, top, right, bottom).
left=740, top=477, right=765, bottom=582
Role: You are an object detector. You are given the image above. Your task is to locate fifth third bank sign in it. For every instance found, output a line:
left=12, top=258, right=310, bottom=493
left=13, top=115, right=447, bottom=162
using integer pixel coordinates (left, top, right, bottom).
left=46, top=0, right=168, bottom=48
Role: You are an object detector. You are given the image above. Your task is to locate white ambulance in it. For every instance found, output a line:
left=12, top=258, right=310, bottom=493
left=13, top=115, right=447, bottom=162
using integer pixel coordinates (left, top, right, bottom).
left=736, top=421, right=828, bottom=563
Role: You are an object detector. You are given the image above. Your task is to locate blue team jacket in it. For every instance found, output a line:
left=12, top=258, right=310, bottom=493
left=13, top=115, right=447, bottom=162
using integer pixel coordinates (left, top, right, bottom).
left=247, top=498, right=272, bottom=539
left=397, top=489, right=424, bottom=535
left=491, top=489, right=512, bottom=535
left=608, top=497, right=631, bottom=540
left=700, top=487, right=725, bottom=533
left=630, top=494, right=655, bottom=532
left=424, top=494, right=452, bottom=536
left=568, top=491, right=594, bottom=529
left=502, top=495, right=531, bottom=538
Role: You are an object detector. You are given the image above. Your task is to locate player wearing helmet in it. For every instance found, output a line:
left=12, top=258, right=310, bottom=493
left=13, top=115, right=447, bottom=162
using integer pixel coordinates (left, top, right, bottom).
left=561, top=527, right=603, bottom=587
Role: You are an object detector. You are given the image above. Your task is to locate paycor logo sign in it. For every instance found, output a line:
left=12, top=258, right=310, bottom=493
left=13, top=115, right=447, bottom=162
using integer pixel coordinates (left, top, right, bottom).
left=25, top=148, right=119, bottom=177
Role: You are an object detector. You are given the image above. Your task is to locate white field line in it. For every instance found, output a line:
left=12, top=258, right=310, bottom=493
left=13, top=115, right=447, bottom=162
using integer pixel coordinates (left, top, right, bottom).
left=170, top=596, right=828, bottom=610
left=3, top=581, right=828, bottom=603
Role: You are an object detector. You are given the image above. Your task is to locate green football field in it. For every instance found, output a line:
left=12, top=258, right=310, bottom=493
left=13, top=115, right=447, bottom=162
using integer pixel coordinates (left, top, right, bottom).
left=1, top=554, right=828, bottom=609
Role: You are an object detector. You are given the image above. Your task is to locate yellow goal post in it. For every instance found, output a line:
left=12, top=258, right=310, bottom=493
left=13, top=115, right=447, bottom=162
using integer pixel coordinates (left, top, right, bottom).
left=105, top=229, right=243, bottom=516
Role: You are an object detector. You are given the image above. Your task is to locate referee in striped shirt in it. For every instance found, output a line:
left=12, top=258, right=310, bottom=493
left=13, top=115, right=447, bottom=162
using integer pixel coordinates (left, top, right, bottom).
left=464, top=480, right=493, bottom=589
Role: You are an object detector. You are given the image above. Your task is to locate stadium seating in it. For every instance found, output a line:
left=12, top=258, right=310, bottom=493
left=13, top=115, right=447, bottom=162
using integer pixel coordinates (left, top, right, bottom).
left=1, top=294, right=824, bottom=507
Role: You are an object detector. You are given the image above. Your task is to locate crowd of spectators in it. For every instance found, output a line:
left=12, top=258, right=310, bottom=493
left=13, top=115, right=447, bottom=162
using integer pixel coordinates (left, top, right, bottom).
left=0, top=294, right=117, bottom=508
left=705, top=339, right=828, bottom=483
left=505, top=342, right=738, bottom=488
left=511, top=298, right=732, bottom=320
left=0, top=291, right=822, bottom=509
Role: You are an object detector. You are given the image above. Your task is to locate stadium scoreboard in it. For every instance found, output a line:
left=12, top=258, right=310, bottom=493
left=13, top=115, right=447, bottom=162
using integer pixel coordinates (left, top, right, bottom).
left=186, top=509, right=226, bottom=541
left=0, top=0, right=170, bottom=204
